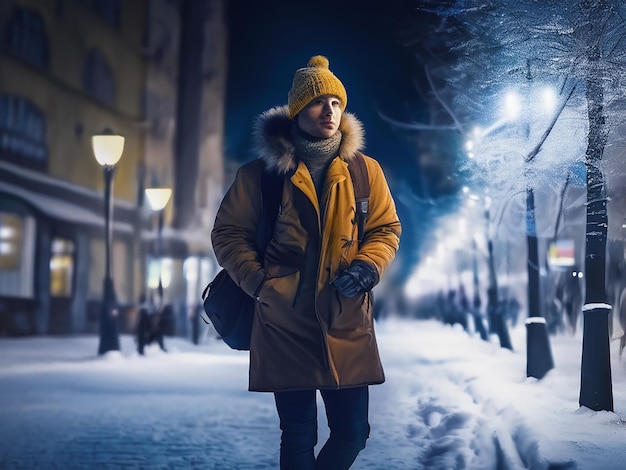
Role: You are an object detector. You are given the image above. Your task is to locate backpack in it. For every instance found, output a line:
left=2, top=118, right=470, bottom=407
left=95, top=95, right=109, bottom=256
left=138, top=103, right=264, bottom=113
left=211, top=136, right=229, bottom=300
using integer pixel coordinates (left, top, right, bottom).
left=201, top=153, right=370, bottom=350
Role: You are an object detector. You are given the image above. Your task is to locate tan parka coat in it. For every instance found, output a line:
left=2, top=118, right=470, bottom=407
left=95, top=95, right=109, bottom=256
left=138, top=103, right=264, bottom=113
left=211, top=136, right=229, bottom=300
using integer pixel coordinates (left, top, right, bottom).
left=211, top=106, right=401, bottom=392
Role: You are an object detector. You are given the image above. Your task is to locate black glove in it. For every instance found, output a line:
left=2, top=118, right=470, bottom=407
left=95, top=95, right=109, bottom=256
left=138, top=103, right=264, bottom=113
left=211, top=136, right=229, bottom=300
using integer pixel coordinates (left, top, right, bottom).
left=330, top=261, right=379, bottom=298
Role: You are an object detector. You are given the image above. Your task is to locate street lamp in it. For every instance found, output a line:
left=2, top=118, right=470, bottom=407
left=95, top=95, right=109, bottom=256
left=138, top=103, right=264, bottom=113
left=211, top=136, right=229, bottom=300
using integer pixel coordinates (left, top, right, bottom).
left=468, top=75, right=566, bottom=377
left=145, top=187, right=172, bottom=307
left=483, top=196, right=513, bottom=350
left=498, top=81, right=557, bottom=378
left=92, top=131, right=124, bottom=355
left=466, top=192, right=489, bottom=341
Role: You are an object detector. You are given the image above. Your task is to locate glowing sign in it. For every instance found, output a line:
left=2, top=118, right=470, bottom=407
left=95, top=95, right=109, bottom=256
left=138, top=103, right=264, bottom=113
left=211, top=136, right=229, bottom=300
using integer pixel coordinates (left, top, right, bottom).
left=548, top=239, right=575, bottom=267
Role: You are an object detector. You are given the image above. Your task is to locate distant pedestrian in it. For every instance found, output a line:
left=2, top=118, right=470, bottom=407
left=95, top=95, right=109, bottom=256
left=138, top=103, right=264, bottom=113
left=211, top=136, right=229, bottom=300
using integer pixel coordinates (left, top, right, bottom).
left=619, top=287, right=626, bottom=357
left=470, top=289, right=488, bottom=341
left=555, top=266, right=583, bottom=333
left=443, top=288, right=468, bottom=330
left=443, top=289, right=457, bottom=326
left=136, top=294, right=168, bottom=354
left=456, top=284, right=470, bottom=331
left=190, top=303, right=203, bottom=345
left=459, top=283, right=486, bottom=339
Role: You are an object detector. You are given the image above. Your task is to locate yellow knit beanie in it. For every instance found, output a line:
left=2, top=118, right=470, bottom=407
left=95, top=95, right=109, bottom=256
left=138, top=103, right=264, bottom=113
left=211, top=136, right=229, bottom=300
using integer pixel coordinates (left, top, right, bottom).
left=287, top=55, right=348, bottom=119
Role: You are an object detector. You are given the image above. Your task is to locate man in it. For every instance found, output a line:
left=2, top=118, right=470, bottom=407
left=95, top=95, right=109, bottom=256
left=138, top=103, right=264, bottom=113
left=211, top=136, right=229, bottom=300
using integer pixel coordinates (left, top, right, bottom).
left=211, top=55, right=401, bottom=469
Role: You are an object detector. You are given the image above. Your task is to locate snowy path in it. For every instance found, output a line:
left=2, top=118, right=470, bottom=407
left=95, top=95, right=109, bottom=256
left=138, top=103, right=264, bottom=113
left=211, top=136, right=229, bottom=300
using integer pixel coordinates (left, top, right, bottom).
left=369, top=321, right=534, bottom=469
left=1, top=319, right=626, bottom=469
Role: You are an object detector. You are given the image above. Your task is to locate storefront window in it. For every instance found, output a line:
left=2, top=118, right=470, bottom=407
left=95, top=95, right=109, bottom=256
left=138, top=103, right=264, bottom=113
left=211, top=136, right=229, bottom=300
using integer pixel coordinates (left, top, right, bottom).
left=50, top=238, right=74, bottom=297
left=0, top=212, right=34, bottom=297
left=183, top=257, right=216, bottom=307
left=147, top=257, right=173, bottom=290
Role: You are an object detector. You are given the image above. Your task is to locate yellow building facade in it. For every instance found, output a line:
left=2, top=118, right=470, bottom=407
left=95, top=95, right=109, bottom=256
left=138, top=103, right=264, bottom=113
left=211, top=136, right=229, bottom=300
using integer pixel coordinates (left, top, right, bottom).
left=0, top=0, right=226, bottom=338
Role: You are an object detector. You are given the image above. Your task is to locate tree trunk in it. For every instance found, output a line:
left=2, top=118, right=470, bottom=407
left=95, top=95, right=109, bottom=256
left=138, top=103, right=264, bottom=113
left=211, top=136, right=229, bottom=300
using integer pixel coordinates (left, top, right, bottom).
left=583, top=79, right=609, bottom=305
left=526, top=187, right=540, bottom=318
left=578, top=1, right=613, bottom=410
left=525, top=186, right=554, bottom=378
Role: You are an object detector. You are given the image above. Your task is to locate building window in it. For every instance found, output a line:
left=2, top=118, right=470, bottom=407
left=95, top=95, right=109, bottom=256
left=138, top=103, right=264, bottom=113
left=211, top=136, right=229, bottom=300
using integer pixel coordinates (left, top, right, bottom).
left=4, top=5, right=49, bottom=69
left=0, top=94, right=48, bottom=165
left=0, top=212, right=34, bottom=298
left=82, top=0, right=122, bottom=28
left=50, top=238, right=74, bottom=297
left=82, top=48, right=116, bottom=106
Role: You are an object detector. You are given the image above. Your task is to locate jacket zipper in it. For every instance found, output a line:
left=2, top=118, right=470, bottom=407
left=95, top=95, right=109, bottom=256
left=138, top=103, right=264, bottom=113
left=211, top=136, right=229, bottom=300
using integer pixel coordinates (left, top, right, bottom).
left=315, top=181, right=340, bottom=386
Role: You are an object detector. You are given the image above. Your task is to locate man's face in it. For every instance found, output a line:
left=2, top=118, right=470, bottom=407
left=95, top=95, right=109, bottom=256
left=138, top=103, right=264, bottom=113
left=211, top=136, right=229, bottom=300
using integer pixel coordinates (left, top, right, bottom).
left=296, top=94, right=343, bottom=139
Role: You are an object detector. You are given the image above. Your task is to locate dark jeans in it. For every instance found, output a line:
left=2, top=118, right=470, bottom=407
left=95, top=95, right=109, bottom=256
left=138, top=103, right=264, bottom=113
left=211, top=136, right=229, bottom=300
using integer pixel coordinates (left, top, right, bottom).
left=273, top=386, right=370, bottom=470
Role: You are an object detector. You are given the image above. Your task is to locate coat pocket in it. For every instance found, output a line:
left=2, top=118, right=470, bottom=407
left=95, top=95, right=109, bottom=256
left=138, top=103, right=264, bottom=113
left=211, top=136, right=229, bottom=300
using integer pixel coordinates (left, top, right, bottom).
left=331, top=291, right=372, bottom=331
left=257, top=270, right=301, bottom=321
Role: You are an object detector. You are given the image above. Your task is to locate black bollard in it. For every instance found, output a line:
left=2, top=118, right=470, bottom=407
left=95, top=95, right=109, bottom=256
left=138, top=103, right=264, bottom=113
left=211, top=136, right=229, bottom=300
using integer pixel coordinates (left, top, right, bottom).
left=526, top=317, right=554, bottom=379
left=579, top=304, right=613, bottom=411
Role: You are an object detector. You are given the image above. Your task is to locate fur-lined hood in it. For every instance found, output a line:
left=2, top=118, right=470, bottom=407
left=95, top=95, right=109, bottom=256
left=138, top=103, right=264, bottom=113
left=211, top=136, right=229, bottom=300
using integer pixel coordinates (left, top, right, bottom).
left=252, top=105, right=365, bottom=175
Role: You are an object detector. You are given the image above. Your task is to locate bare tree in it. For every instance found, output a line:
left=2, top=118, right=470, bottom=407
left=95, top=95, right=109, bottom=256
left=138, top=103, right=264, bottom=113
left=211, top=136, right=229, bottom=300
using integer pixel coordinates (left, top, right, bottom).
left=397, top=0, right=626, bottom=409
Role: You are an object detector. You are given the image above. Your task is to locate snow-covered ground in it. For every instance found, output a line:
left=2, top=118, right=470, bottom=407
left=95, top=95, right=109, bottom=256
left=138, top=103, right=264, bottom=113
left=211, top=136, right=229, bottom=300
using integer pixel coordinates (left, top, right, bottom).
left=1, top=317, right=625, bottom=469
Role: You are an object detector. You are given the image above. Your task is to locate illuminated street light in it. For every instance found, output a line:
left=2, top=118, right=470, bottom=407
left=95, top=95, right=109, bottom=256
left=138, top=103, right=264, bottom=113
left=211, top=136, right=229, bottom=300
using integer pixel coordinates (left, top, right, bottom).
left=145, top=187, right=172, bottom=307
left=503, top=91, right=522, bottom=121
left=92, top=130, right=124, bottom=355
left=540, top=86, right=557, bottom=114
left=145, top=188, right=172, bottom=212
left=502, top=84, right=555, bottom=378
left=467, top=80, right=559, bottom=373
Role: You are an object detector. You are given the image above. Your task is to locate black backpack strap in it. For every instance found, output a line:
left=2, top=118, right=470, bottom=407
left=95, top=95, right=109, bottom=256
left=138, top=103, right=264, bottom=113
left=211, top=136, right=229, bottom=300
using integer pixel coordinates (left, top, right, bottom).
left=258, top=165, right=283, bottom=253
left=347, top=152, right=370, bottom=249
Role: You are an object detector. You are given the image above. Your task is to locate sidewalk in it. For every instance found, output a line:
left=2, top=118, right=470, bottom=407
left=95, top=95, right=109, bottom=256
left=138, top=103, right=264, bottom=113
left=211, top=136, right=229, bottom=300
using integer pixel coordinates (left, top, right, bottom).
left=0, top=333, right=275, bottom=469
left=1, top=319, right=625, bottom=469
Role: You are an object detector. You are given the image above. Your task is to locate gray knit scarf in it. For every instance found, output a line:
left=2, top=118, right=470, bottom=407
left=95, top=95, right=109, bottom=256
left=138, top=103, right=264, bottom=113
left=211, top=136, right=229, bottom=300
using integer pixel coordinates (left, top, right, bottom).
left=291, top=123, right=342, bottom=194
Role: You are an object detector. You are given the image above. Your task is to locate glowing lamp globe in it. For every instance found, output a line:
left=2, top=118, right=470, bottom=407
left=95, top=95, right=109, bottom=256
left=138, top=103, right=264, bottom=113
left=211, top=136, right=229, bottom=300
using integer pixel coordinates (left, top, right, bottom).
left=145, top=188, right=172, bottom=211
left=92, top=134, right=125, bottom=166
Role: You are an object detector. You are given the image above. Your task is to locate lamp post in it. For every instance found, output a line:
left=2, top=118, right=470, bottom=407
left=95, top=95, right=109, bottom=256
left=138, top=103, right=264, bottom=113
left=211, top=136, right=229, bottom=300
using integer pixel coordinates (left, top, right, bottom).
left=484, top=197, right=513, bottom=350
left=462, top=186, right=489, bottom=341
left=525, top=185, right=554, bottom=378
left=145, top=187, right=172, bottom=307
left=93, top=131, right=125, bottom=355
left=465, top=77, right=561, bottom=364
left=470, top=236, right=489, bottom=341
left=503, top=81, right=556, bottom=378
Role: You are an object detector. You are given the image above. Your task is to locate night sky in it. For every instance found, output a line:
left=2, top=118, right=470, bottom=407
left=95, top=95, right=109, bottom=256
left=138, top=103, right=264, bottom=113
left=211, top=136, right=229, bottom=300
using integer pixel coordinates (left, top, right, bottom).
left=224, top=0, right=423, bottom=174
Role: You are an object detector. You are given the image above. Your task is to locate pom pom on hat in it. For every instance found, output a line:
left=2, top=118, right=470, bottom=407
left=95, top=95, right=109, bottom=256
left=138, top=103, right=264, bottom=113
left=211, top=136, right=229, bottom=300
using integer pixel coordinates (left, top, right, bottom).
left=308, top=55, right=329, bottom=68
left=287, top=55, right=347, bottom=119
